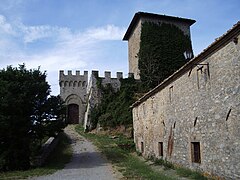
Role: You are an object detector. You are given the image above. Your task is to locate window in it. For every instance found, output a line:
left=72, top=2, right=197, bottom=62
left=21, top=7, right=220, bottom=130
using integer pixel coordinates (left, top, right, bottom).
left=158, top=142, right=163, bottom=156
left=169, top=86, right=173, bottom=102
left=196, top=67, right=203, bottom=89
left=141, top=142, right=144, bottom=153
left=191, top=142, right=201, bottom=163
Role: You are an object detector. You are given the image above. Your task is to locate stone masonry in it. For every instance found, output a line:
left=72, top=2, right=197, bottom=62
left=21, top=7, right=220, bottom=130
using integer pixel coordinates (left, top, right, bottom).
left=59, top=70, right=125, bottom=127
left=83, top=71, right=123, bottom=130
left=123, top=12, right=195, bottom=79
left=59, top=70, right=88, bottom=124
left=131, top=22, right=240, bottom=179
left=58, top=11, right=240, bottom=179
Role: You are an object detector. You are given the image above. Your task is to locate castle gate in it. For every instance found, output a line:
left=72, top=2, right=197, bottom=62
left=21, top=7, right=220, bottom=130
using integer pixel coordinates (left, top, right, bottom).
left=65, top=94, right=85, bottom=124
left=67, top=104, right=79, bottom=124
left=59, top=70, right=88, bottom=125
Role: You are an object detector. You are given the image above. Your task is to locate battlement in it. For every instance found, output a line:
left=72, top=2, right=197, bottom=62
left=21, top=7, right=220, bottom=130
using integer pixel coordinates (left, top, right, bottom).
left=91, top=70, right=134, bottom=79
left=60, top=70, right=88, bottom=77
left=59, top=70, right=88, bottom=88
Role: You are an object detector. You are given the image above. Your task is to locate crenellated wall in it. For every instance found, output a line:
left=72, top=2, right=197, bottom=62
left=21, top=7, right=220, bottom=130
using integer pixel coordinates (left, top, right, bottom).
left=84, top=70, right=125, bottom=130
left=59, top=70, right=88, bottom=124
left=59, top=69, right=128, bottom=127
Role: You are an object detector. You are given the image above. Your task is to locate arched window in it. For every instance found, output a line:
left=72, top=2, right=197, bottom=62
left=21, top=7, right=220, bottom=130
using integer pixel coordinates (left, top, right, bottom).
left=64, top=81, right=68, bottom=87
left=78, top=81, right=82, bottom=87
left=60, top=81, right=64, bottom=87
left=73, top=81, right=77, bottom=87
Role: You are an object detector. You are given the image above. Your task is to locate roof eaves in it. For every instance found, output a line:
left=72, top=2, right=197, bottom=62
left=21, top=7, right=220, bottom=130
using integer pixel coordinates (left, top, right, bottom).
left=123, top=12, right=196, bottom=41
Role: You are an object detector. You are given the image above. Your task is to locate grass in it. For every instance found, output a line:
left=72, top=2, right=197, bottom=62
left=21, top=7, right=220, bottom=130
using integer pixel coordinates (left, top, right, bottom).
left=0, top=132, right=72, bottom=180
left=75, top=125, right=174, bottom=180
left=176, top=167, right=208, bottom=180
left=153, top=158, right=175, bottom=170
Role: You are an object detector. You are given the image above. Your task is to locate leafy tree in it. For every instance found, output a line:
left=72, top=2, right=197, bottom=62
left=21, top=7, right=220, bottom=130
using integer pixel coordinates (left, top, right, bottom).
left=138, top=22, right=193, bottom=90
left=0, top=64, right=65, bottom=171
left=30, top=95, right=66, bottom=151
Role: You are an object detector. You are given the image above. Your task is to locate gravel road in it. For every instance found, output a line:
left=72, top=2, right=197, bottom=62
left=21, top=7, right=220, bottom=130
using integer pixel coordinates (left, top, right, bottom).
left=31, top=125, right=120, bottom=180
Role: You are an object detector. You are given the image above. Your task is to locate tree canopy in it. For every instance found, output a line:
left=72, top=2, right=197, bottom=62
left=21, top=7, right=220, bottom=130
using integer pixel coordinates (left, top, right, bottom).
left=0, top=64, right=65, bottom=171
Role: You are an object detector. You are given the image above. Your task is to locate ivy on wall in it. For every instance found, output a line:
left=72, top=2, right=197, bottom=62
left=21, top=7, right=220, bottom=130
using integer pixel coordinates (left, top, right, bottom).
left=89, top=22, right=193, bottom=130
left=90, top=77, right=140, bottom=129
left=138, top=22, right=193, bottom=90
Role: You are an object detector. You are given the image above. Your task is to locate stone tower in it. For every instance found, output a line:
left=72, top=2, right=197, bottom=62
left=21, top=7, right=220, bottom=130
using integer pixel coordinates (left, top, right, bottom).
left=59, top=70, right=88, bottom=124
left=123, top=12, right=196, bottom=79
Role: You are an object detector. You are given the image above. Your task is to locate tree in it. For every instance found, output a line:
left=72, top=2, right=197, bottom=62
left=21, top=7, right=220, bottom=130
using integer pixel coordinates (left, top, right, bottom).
left=138, top=22, right=193, bottom=90
left=31, top=95, right=66, bottom=144
left=0, top=64, right=65, bottom=171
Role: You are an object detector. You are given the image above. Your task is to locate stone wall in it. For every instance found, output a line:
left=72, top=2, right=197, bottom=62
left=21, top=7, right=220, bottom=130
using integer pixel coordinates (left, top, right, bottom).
left=32, top=136, right=59, bottom=167
left=59, top=70, right=88, bottom=124
left=84, top=71, right=123, bottom=130
left=127, top=16, right=193, bottom=80
left=132, top=32, right=240, bottom=179
left=128, top=19, right=141, bottom=79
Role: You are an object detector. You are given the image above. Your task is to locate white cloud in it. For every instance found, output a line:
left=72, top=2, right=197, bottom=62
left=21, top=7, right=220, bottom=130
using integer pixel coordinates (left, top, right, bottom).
left=86, top=24, right=126, bottom=40
left=18, top=23, right=73, bottom=43
left=0, top=14, right=127, bottom=95
left=0, top=15, right=16, bottom=35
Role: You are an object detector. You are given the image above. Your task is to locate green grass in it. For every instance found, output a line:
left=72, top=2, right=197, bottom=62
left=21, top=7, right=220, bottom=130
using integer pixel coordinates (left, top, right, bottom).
left=153, top=158, right=175, bottom=170
left=75, top=125, right=174, bottom=180
left=176, top=167, right=208, bottom=180
left=0, top=132, right=72, bottom=180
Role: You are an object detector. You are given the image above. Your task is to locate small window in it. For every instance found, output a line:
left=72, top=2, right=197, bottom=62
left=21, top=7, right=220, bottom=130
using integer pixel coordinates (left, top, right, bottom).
left=158, top=142, right=163, bottom=156
left=197, top=67, right=203, bottom=89
left=191, top=142, right=201, bottom=163
left=73, top=81, right=77, bottom=87
left=78, top=81, right=82, bottom=87
left=169, top=86, right=173, bottom=102
left=141, top=142, right=144, bottom=153
left=64, top=81, right=68, bottom=87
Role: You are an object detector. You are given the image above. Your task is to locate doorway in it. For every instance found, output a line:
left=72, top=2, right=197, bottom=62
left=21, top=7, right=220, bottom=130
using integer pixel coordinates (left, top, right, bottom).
left=68, top=104, right=79, bottom=124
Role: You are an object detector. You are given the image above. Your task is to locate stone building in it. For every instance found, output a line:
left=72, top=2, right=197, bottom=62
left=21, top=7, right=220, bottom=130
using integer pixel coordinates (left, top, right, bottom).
left=59, top=70, right=88, bottom=124
left=83, top=71, right=123, bottom=130
left=59, top=69, right=127, bottom=127
left=123, top=12, right=195, bottom=79
left=131, top=21, right=240, bottom=179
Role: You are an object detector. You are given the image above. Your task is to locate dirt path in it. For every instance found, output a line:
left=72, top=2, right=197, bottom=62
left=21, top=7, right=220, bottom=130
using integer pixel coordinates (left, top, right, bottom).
left=31, top=125, right=120, bottom=180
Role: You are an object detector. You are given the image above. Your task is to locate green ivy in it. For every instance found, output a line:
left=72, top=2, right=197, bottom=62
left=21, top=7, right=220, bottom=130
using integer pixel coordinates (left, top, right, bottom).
left=90, top=22, right=193, bottom=130
left=138, top=22, right=193, bottom=90
left=90, top=77, right=140, bottom=129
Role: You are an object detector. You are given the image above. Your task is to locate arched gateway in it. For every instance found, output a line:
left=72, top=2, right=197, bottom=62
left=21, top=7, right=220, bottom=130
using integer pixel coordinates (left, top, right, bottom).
left=59, top=70, right=88, bottom=124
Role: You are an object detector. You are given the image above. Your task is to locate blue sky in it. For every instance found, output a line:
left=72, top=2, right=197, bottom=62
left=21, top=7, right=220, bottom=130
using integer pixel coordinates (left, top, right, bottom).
left=0, top=0, right=239, bottom=95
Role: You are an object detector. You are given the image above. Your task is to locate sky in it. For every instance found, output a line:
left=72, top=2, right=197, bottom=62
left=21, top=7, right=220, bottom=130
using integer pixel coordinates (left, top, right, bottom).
left=0, top=0, right=239, bottom=95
